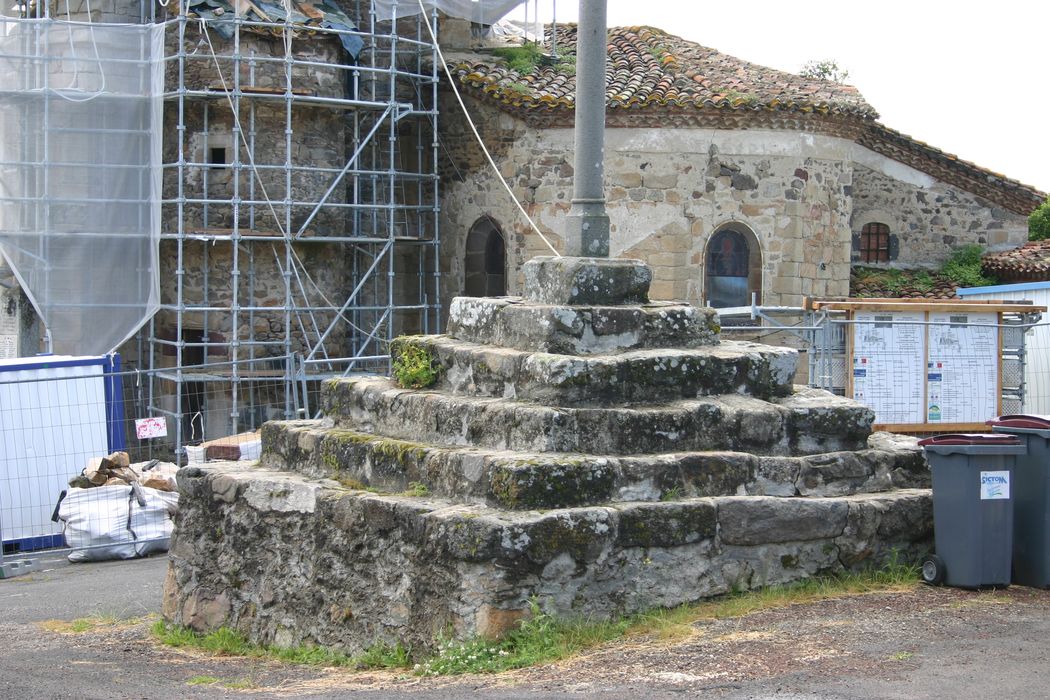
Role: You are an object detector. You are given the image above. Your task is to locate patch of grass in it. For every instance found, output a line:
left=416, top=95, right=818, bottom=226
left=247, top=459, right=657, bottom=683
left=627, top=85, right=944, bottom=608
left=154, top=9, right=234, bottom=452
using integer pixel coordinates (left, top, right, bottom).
left=492, top=43, right=544, bottom=74
left=154, top=558, right=919, bottom=678
left=403, top=481, right=430, bottom=497
left=415, top=600, right=631, bottom=676
left=505, top=81, right=531, bottom=96
left=554, top=54, right=576, bottom=76
left=891, top=650, right=914, bottom=661
left=152, top=619, right=411, bottom=671
left=39, top=614, right=149, bottom=634
left=391, top=341, right=438, bottom=389
left=659, top=485, right=683, bottom=501
left=942, top=244, right=997, bottom=287
left=186, top=675, right=256, bottom=689
left=418, top=557, right=919, bottom=676
left=186, top=675, right=220, bottom=686
left=911, top=270, right=935, bottom=293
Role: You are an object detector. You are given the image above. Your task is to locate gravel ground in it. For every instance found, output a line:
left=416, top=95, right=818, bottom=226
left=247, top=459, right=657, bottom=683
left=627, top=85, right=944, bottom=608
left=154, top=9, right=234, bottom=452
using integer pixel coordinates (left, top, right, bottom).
left=3, top=556, right=1050, bottom=699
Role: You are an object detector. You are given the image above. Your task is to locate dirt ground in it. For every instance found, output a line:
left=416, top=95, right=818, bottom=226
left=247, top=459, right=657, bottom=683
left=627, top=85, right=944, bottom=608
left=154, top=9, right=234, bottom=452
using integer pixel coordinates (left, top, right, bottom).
left=3, top=556, right=1050, bottom=699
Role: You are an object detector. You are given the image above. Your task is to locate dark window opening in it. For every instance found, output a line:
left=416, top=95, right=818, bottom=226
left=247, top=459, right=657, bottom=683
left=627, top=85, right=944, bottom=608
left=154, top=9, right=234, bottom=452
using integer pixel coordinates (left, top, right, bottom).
left=465, top=217, right=506, bottom=297
left=860, top=222, right=890, bottom=263
left=181, top=329, right=206, bottom=443
left=208, top=147, right=227, bottom=168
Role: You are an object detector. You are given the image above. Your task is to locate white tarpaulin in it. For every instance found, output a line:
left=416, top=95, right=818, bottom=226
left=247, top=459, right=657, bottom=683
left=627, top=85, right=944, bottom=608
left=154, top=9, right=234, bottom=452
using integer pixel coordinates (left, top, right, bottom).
left=373, top=0, right=526, bottom=23
left=0, top=20, right=162, bottom=356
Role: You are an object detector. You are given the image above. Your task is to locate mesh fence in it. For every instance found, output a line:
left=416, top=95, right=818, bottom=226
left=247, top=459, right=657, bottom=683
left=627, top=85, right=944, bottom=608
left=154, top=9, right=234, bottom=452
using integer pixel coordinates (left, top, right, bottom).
left=0, top=356, right=291, bottom=565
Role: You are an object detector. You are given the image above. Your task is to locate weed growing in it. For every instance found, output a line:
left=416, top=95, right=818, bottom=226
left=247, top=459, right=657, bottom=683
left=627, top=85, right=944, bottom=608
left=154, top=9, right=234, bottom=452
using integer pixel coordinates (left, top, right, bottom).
left=152, top=619, right=411, bottom=670
left=153, top=559, right=919, bottom=677
left=391, top=341, right=438, bottom=389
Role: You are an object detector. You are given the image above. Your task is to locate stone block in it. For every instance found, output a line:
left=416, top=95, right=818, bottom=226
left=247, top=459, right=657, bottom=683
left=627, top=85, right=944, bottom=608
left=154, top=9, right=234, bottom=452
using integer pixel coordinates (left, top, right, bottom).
left=446, top=297, right=719, bottom=355
left=718, top=496, right=848, bottom=545
left=522, top=256, right=652, bottom=305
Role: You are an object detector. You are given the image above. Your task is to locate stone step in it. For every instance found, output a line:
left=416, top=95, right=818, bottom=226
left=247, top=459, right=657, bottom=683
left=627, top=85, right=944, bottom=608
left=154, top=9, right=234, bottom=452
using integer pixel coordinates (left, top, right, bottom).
left=393, top=335, right=797, bottom=404
left=446, top=296, right=720, bottom=355
left=262, top=420, right=928, bottom=510
left=168, top=461, right=933, bottom=650
left=321, top=378, right=875, bottom=456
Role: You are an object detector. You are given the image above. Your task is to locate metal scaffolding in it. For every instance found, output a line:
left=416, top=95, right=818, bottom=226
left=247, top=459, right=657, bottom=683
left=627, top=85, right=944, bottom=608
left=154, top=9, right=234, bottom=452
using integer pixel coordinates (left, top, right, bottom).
left=3, top=0, right=442, bottom=454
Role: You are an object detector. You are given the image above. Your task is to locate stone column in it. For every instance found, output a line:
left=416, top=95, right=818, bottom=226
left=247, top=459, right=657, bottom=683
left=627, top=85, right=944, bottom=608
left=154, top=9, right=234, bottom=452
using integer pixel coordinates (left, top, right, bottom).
left=564, top=0, right=610, bottom=258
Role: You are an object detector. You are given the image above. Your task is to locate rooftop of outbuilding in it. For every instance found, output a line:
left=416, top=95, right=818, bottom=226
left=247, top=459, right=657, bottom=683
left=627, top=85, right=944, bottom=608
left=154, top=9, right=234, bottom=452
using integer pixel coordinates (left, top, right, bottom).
left=454, top=25, right=876, bottom=118
left=451, top=24, right=1045, bottom=215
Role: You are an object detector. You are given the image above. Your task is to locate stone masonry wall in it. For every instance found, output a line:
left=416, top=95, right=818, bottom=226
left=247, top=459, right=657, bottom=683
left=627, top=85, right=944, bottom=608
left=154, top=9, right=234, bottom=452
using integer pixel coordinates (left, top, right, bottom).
left=439, top=96, right=1030, bottom=308
left=155, top=241, right=348, bottom=361
left=439, top=99, right=855, bottom=309
left=165, top=462, right=931, bottom=654
left=162, top=30, right=350, bottom=238
left=850, top=164, right=1029, bottom=266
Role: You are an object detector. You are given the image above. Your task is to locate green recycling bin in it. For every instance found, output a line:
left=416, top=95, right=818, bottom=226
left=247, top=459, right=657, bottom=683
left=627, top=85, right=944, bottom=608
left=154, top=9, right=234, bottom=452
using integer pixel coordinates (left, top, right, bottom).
left=918, top=433, right=1025, bottom=588
left=989, top=415, right=1050, bottom=588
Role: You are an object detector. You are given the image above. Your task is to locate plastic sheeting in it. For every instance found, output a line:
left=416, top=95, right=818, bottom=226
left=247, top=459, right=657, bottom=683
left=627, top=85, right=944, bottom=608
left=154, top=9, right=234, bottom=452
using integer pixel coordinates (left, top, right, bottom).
left=373, top=0, right=526, bottom=23
left=0, top=20, right=162, bottom=356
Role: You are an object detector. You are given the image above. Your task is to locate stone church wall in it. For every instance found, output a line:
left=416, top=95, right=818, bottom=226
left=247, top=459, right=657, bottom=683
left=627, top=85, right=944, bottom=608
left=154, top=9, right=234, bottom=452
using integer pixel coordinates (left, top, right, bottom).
left=850, top=163, right=1028, bottom=266
left=439, top=96, right=1031, bottom=311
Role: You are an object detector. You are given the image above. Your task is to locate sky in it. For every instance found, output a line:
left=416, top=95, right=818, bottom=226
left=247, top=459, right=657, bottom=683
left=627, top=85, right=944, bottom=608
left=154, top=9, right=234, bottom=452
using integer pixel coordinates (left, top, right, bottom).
left=503, top=0, right=1050, bottom=195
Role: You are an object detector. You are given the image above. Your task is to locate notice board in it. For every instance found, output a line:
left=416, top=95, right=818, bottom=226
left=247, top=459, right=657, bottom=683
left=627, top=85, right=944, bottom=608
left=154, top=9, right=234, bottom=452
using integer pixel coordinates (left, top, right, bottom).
left=808, top=300, right=1044, bottom=433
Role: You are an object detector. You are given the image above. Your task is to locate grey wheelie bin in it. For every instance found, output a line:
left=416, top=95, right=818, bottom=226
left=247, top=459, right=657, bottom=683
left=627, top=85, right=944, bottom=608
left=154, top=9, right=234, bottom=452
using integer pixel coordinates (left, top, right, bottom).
left=918, top=433, right=1025, bottom=588
left=989, top=415, right=1050, bottom=588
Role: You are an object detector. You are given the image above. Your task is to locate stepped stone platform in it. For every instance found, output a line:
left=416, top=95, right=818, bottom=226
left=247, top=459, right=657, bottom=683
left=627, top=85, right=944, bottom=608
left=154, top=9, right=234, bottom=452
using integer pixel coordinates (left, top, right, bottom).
left=164, top=257, right=933, bottom=654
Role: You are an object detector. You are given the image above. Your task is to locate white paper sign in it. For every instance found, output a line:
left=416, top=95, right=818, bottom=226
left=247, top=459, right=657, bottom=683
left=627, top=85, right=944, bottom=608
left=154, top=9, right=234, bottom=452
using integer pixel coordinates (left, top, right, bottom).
left=135, top=416, right=168, bottom=440
left=927, top=312, right=999, bottom=424
left=980, top=471, right=1010, bottom=500
left=852, top=311, right=926, bottom=424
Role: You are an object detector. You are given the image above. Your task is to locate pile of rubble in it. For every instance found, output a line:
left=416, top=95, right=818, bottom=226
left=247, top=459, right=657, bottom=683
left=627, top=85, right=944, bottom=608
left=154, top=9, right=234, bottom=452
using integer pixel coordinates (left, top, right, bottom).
left=68, top=451, right=178, bottom=492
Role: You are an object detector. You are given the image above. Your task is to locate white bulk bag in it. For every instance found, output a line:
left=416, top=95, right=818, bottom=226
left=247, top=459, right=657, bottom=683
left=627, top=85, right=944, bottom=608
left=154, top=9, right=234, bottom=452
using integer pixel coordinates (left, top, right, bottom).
left=57, top=484, right=178, bottom=562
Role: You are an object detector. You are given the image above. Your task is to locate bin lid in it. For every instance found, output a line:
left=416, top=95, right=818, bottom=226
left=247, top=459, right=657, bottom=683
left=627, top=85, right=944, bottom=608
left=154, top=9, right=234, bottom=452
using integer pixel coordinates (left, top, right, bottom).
left=918, top=433, right=1023, bottom=446
left=988, top=414, right=1050, bottom=430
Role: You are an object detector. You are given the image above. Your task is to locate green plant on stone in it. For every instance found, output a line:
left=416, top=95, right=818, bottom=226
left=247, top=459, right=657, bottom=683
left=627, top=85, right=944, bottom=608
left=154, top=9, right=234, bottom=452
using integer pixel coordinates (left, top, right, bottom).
left=660, top=485, right=683, bottom=501
left=911, top=270, right=934, bottom=293
left=392, top=342, right=438, bottom=389
left=942, top=244, right=997, bottom=288
left=506, top=81, right=531, bottom=96
left=404, top=481, right=430, bottom=497
left=492, top=43, right=544, bottom=74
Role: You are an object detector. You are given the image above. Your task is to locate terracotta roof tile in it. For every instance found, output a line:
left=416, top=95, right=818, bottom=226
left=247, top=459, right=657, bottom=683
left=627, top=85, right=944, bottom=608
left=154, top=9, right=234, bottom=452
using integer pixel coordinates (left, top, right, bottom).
left=982, top=240, right=1050, bottom=281
left=858, top=124, right=1045, bottom=216
left=453, top=25, right=876, bottom=117
left=451, top=25, right=1046, bottom=217
left=850, top=268, right=961, bottom=300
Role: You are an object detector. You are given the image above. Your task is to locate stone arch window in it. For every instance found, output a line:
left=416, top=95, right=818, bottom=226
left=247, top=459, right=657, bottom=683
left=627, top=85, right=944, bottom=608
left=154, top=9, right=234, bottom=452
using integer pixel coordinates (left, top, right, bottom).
left=464, top=216, right=506, bottom=297
left=704, top=226, right=761, bottom=308
left=859, top=222, right=891, bottom=263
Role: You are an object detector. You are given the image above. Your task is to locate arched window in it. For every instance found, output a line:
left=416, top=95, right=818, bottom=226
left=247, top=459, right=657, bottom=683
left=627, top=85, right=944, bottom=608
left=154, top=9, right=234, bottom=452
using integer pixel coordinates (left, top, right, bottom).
left=705, top=227, right=761, bottom=308
left=859, top=222, right=890, bottom=263
left=464, top=216, right=506, bottom=297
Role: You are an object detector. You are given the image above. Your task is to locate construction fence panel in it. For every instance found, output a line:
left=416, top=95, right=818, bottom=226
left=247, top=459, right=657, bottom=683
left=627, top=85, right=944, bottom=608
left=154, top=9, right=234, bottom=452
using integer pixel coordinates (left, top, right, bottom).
left=720, top=308, right=1037, bottom=427
left=0, top=357, right=295, bottom=568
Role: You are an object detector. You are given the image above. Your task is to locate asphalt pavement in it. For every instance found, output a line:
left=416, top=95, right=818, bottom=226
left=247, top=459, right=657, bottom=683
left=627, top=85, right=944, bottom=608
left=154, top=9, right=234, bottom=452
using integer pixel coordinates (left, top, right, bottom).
left=3, top=555, right=1050, bottom=699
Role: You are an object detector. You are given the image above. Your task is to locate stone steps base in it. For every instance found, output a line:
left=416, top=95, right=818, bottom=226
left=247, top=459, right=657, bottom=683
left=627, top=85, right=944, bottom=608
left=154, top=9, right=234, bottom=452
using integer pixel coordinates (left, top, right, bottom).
left=262, top=420, right=927, bottom=509
left=321, top=378, right=875, bottom=456
left=164, top=462, right=932, bottom=654
left=395, top=335, right=797, bottom=404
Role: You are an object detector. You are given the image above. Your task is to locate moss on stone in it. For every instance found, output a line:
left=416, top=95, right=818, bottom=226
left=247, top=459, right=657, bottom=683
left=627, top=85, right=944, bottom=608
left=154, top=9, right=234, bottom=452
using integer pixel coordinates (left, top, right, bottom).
left=489, top=459, right=614, bottom=509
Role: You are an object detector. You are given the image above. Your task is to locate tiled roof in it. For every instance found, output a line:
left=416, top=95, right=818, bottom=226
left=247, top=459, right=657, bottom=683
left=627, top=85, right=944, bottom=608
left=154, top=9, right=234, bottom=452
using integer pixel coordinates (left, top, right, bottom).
left=858, top=124, right=1045, bottom=216
left=850, top=268, right=961, bottom=300
left=982, top=240, right=1050, bottom=281
left=452, top=25, right=1046, bottom=216
left=453, top=25, right=876, bottom=118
